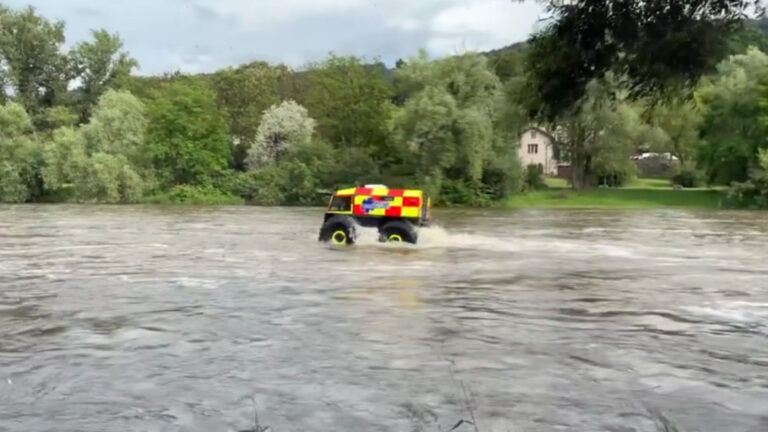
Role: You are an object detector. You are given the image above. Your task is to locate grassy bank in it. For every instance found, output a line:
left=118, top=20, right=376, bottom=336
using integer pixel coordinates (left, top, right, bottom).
left=505, top=178, right=726, bottom=209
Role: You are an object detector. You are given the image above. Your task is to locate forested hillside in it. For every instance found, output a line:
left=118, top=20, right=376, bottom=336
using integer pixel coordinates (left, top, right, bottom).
left=1, top=3, right=768, bottom=207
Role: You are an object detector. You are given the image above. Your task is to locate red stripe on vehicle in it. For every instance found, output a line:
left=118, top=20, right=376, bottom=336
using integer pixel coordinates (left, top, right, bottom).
left=385, top=207, right=402, bottom=217
left=403, top=197, right=421, bottom=207
left=356, top=188, right=373, bottom=195
left=387, top=189, right=404, bottom=197
left=353, top=205, right=365, bottom=215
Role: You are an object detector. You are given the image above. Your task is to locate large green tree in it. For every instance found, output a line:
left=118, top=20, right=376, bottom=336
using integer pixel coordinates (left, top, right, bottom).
left=0, top=102, right=42, bottom=202
left=696, top=47, right=768, bottom=184
left=305, top=55, right=393, bottom=160
left=550, top=76, right=651, bottom=189
left=70, top=29, right=138, bottom=123
left=393, top=52, right=517, bottom=202
left=83, top=89, right=148, bottom=171
left=144, top=81, right=231, bottom=187
left=0, top=6, right=70, bottom=118
left=525, top=0, right=765, bottom=119
left=211, top=62, right=285, bottom=170
left=648, top=98, right=703, bottom=165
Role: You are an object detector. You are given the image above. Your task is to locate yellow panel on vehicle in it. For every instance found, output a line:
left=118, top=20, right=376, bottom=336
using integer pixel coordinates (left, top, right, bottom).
left=335, top=188, right=356, bottom=196
left=403, top=190, right=422, bottom=198
left=401, top=207, right=419, bottom=218
left=371, top=187, right=389, bottom=196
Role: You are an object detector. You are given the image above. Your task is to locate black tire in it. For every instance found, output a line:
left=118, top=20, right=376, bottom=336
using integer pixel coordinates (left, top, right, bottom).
left=318, top=215, right=356, bottom=245
left=378, top=220, right=418, bottom=244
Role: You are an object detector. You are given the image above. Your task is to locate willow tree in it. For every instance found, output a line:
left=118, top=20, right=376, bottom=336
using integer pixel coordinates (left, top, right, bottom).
left=393, top=52, right=511, bottom=202
left=552, top=76, right=652, bottom=189
left=0, top=102, right=41, bottom=202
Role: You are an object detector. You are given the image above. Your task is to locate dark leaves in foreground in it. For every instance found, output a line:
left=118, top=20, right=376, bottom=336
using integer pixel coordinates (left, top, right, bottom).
left=523, top=0, right=766, bottom=119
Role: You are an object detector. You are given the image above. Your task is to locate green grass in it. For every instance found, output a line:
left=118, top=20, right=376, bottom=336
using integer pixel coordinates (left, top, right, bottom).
left=508, top=179, right=726, bottom=209
left=544, top=177, right=570, bottom=188
left=623, top=177, right=673, bottom=189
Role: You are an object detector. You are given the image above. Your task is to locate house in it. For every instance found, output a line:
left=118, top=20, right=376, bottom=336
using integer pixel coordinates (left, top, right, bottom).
left=518, top=127, right=561, bottom=176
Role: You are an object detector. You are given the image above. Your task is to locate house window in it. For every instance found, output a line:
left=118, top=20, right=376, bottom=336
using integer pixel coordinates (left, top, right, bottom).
left=531, top=130, right=538, bottom=139
left=527, top=144, right=539, bottom=154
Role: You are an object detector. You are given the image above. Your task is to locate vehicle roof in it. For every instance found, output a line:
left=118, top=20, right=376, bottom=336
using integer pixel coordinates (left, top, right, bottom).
left=334, top=186, right=424, bottom=197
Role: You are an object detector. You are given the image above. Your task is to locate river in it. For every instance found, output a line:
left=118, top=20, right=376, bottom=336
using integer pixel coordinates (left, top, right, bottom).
left=1, top=205, right=767, bottom=432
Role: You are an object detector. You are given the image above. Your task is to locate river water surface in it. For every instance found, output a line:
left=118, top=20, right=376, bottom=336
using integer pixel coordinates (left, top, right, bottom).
left=1, top=205, right=768, bottom=432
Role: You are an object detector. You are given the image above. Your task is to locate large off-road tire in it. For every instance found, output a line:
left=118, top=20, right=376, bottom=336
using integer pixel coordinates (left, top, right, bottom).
left=318, top=215, right=357, bottom=245
left=378, top=220, right=418, bottom=244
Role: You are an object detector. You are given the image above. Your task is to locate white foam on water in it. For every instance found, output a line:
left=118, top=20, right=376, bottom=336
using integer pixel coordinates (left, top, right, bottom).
left=170, top=277, right=221, bottom=290
left=681, top=301, right=768, bottom=324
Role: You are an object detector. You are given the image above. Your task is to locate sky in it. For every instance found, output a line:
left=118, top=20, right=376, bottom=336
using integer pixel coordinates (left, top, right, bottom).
left=3, top=0, right=547, bottom=75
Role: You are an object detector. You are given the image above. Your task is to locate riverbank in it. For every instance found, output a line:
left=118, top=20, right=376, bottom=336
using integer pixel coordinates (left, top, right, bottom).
left=504, top=178, right=726, bottom=209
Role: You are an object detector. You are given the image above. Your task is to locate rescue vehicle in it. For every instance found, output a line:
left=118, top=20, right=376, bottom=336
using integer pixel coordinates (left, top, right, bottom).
left=318, top=184, right=431, bottom=245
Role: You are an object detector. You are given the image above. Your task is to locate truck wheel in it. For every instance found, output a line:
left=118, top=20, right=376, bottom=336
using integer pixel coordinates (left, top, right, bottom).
left=378, top=220, right=418, bottom=244
left=319, top=215, right=356, bottom=245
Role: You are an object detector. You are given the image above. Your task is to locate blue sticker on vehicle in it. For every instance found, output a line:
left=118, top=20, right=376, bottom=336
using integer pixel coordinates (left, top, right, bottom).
left=361, top=197, right=392, bottom=213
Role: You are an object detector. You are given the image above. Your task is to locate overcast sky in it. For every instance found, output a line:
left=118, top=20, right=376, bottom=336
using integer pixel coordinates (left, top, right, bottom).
left=4, top=0, right=547, bottom=75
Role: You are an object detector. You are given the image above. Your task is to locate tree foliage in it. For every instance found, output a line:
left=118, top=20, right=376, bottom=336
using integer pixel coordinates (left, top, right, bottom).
left=70, top=30, right=138, bottom=122
left=0, top=102, right=41, bottom=202
left=526, top=0, right=765, bottom=119
left=551, top=76, right=650, bottom=188
left=0, top=6, right=69, bottom=118
left=393, top=52, right=521, bottom=203
left=1, top=1, right=767, bottom=208
left=246, top=100, right=316, bottom=169
left=696, top=47, right=768, bottom=184
left=305, top=55, right=393, bottom=159
left=211, top=62, right=286, bottom=170
left=144, top=81, right=231, bottom=187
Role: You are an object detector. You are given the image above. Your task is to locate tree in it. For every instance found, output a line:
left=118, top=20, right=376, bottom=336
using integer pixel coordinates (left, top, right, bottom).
left=648, top=98, right=703, bottom=165
left=83, top=89, right=148, bottom=170
left=0, top=6, right=70, bottom=117
left=551, top=76, right=649, bottom=189
left=525, top=0, right=765, bottom=119
left=41, top=127, right=88, bottom=193
left=246, top=100, right=316, bottom=169
left=305, top=54, right=393, bottom=160
left=211, top=62, right=285, bottom=170
left=0, top=102, right=42, bottom=202
left=393, top=52, right=508, bottom=202
left=70, top=29, right=138, bottom=123
left=696, top=47, right=768, bottom=184
left=73, top=153, right=143, bottom=203
left=144, top=81, right=231, bottom=186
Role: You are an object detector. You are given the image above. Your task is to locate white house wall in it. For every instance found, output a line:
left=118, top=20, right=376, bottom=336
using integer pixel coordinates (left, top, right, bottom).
left=519, top=129, right=558, bottom=175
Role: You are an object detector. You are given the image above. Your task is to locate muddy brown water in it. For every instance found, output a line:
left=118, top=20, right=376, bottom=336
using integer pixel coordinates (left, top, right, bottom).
left=1, top=205, right=767, bottom=432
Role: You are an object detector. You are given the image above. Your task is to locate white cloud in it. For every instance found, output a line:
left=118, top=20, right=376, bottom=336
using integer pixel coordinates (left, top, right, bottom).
left=430, top=0, right=544, bottom=53
left=2, top=0, right=544, bottom=75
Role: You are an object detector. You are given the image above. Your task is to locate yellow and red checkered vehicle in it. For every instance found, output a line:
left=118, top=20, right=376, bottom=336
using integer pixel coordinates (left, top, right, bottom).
left=318, top=184, right=431, bottom=245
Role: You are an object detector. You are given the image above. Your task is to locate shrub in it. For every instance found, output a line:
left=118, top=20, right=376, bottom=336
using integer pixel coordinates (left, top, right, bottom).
left=0, top=162, right=30, bottom=203
left=483, top=153, right=524, bottom=199
left=725, top=150, right=768, bottom=208
left=671, top=163, right=703, bottom=188
left=231, top=161, right=322, bottom=206
left=524, top=163, right=547, bottom=191
left=72, top=154, right=144, bottom=203
left=437, top=178, right=492, bottom=207
left=726, top=179, right=768, bottom=208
